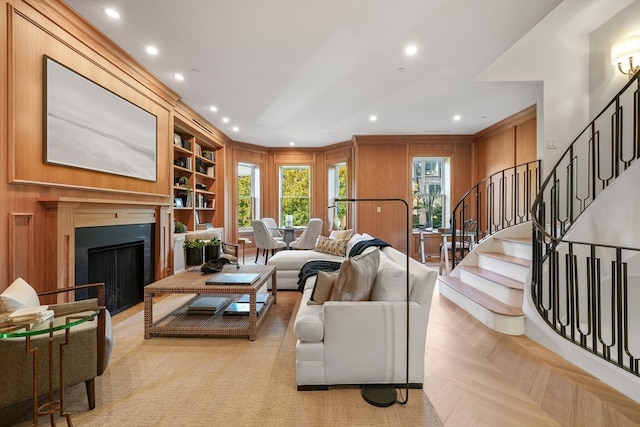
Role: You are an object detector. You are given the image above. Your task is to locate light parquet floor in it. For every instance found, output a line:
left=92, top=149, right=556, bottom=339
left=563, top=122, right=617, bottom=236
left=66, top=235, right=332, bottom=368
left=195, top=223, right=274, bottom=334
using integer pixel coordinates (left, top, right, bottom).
left=250, top=250, right=640, bottom=426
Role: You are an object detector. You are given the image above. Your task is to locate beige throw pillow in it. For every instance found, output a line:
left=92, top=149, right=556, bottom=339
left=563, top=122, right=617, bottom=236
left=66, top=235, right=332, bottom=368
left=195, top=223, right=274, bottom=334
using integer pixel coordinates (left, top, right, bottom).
left=329, top=229, right=354, bottom=240
left=307, top=271, right=339, bottom=305
left=0, top=277, right=40, bottom=314
left=314, top=236, right=349, bottom=257
left=330, top=249, right=380, bottom=301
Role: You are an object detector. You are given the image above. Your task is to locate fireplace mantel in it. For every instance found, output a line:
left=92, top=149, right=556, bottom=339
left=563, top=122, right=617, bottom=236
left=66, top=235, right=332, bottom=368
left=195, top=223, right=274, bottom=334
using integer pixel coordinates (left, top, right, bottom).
left=39, top=197, right=172, bottom=297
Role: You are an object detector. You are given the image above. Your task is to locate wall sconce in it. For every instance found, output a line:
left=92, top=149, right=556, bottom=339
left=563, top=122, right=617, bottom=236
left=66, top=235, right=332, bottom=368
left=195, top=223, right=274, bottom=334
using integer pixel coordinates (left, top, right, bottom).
left=611, top=35, right=640, bottom=78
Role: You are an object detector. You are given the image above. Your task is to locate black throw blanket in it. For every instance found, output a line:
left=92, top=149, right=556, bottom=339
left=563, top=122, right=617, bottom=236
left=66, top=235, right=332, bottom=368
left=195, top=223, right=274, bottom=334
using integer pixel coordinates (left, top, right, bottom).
left=297, top=260, right=342, bottom=293
left=348, top=238, right=391, bottom=258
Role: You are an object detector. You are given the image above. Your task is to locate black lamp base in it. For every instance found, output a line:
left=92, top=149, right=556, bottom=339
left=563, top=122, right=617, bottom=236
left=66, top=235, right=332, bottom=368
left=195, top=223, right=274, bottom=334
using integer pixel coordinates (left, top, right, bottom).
left=361, top=386, right=397, bottom=407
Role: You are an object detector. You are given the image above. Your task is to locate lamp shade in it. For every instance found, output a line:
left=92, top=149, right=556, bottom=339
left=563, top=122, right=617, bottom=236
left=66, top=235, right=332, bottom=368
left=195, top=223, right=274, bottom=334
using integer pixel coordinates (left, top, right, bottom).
left=611, top=35, right=640, bottom=71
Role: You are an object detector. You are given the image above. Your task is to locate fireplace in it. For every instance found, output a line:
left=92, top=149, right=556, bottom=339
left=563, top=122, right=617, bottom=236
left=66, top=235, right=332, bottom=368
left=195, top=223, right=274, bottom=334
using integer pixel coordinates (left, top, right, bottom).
left=75, top=224, right=155, bottom=314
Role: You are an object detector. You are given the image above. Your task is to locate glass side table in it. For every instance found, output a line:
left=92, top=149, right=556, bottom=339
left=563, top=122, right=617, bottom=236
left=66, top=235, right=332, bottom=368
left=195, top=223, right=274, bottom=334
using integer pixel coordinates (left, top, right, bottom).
left=0, top=310, right=99, bottom=427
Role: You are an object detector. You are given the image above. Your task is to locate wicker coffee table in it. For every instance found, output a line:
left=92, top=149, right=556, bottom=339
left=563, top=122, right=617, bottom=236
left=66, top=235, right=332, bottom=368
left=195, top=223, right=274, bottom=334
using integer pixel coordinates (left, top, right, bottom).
left=144, top=264, right=276, bottom=340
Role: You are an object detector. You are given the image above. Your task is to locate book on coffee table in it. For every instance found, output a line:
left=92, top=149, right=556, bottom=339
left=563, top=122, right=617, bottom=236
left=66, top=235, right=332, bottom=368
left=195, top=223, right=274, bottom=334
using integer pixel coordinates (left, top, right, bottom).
left=237, top=293, right=269, bottom=304
left=223, top=302, right=265, bottom=316
left=205, top=273, right=260, bottom=286
left=187, top=296, right=232, bottom=315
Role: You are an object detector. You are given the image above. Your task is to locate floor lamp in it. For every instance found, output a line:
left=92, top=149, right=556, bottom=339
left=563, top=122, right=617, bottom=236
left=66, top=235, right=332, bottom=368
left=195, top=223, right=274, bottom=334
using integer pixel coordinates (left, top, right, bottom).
left=335, top=197, right=410, bottom=407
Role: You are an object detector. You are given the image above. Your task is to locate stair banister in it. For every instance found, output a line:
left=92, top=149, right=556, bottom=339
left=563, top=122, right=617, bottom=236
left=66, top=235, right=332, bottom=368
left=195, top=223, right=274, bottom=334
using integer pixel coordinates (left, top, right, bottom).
left=530, top=70, right=639, bottom=377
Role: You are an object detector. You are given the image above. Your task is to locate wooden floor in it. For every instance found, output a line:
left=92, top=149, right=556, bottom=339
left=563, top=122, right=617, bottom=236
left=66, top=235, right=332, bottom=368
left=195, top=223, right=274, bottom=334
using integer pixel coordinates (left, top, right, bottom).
left=248, top=250, right=640, bottom=426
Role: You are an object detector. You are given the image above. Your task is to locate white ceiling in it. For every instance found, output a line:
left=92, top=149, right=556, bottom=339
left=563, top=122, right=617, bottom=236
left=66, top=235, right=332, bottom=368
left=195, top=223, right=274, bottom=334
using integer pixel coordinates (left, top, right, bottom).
left=65, top=0, right=562, bottom=148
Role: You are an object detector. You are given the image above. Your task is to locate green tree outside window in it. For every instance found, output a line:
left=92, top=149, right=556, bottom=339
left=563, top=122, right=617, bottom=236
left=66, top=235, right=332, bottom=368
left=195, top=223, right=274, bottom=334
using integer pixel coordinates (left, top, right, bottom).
left=280, top=166, right=310, bottom=226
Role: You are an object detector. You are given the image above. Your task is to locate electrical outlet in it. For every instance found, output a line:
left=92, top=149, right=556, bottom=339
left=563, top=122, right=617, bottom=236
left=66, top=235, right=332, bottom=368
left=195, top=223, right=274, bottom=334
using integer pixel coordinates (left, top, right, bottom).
left=376, top=206, right=381, bottom=213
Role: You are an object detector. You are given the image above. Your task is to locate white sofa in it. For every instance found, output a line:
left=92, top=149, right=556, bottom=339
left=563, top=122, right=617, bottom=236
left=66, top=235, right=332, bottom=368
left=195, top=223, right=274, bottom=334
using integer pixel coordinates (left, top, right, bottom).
left=291, top=245, right=438, bottom=390
left=267, top=249, right=344, bottom=290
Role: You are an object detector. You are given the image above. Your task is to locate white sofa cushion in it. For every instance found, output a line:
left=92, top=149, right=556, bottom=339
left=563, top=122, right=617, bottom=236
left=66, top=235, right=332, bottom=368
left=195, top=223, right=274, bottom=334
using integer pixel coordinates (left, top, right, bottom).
left=294, top=287, right=325, bottom=342
left=267, top=250, right=344, bottom=271
left=370, top=251, right=412, bottom=301
left=345, top=233, right=374, bottom=257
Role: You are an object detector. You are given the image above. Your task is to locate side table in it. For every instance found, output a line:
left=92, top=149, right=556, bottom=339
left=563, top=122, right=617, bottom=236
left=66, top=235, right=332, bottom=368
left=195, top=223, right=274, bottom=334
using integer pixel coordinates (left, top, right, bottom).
left=0, top=310, right=99, bottom=426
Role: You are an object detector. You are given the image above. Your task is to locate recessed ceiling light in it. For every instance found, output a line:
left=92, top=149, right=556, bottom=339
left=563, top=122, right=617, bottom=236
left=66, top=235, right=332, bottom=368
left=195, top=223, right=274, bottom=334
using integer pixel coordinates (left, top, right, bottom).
left=405, top=44, right=417, bottom=56
left=209, top=106, right=218, bottom=113
left=105, top=8, right=120, bottom=19
left=172, top=73, right=184, bottom=81
left=289, top=141, right=295, bottom=146
left=453, top=115, right=461, bottom=121
left=146, top=46, right=158, bottom=55
left=222, top=117, right=230, bottom=123
left=232, top=127, right=239, bottom=132
left=369, top=115, right=377, bottom=122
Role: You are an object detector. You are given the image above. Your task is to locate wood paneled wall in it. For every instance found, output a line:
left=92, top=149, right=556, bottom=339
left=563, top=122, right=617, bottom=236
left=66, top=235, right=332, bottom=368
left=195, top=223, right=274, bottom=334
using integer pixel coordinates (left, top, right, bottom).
left=227, top=123, right=535, bottom=257
left=354, top=135, right=474, bottom=252
left=0, top=1, right=226, bottom=292
left=474, top=105, right=537, bottom=182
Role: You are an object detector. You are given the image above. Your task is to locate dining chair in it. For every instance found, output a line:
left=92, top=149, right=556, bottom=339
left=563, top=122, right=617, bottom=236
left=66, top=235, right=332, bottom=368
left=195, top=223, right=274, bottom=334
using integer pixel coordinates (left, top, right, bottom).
left=261, top=217, right=284, bottom=241
left=289, top=218, right=323, bottom=250
left=252, top=220, right=286, bottom=263
left=439, top=219, right=477, bottom=275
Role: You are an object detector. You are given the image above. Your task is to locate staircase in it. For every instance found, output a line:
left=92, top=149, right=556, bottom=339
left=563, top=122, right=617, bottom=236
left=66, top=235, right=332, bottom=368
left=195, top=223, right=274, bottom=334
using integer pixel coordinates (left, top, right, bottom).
left=438, top=224, right=531, bottom=335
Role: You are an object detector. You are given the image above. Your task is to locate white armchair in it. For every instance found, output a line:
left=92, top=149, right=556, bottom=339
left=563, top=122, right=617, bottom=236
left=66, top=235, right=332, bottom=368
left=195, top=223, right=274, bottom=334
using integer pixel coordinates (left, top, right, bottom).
left=261, top=217, right=284, bottom=241
left=289, top=218, right=323, bottom=250
left=252, top=220, right=286, bottom=263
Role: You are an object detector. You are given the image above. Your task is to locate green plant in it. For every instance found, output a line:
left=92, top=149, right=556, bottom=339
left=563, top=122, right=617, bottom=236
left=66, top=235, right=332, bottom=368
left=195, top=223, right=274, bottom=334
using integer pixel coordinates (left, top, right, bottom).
left=174, top=221, right=187, bottom=233
left=204, top=237, right=221, bottom=246
left=183, top=239, right=205, bottom=249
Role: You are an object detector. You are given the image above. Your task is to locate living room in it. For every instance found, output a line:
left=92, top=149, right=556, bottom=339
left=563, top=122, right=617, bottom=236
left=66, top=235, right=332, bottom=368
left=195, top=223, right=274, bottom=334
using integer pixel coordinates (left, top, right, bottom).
left=1, top=0, right=639, bottom=425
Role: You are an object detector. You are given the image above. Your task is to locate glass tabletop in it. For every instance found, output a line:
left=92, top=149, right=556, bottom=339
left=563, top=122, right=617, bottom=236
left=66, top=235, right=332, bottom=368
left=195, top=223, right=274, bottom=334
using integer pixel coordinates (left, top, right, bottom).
left=0, top=310, right=99, bottom=338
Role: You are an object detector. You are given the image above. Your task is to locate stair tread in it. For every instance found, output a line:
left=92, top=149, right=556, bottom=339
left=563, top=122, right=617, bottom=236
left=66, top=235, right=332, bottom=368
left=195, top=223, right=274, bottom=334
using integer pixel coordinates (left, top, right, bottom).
left=439, top=275, right=524, bottom=317
left=459, top=265, right=525, bottom=290
left=495, top=236, right=532, bottom=244
left=479, top=251, right=531, bottom=268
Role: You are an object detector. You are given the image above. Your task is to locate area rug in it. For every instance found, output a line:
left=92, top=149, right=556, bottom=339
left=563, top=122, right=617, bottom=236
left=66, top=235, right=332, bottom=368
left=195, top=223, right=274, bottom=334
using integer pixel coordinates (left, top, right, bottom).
left=6, top=292, right=442, bottom=427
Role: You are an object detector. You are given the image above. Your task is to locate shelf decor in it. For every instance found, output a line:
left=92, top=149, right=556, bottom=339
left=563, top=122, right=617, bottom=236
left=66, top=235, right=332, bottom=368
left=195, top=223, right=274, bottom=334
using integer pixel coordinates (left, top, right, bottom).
left=44, top=56, right=157, bottom=181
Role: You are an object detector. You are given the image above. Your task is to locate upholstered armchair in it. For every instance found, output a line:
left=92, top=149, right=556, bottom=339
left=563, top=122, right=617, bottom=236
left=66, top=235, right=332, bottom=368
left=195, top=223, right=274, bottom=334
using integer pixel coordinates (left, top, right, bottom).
left=0, top=279, right=113, bottom=412
left=261, top=217, right=284, bottom=241
left=252, top=220, right=286, bottom=263
left=289, top=218, right=323, bottom=250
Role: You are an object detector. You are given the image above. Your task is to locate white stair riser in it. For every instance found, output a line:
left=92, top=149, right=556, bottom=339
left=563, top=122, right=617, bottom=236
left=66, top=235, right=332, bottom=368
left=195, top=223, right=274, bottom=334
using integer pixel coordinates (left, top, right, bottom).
left=439, top=281, right=525, bottom=335
left=459, top=270, right=524, bottom=307
left=495, top=240, right=532, bottom=260
left=477, top=255, right=529, bottom=282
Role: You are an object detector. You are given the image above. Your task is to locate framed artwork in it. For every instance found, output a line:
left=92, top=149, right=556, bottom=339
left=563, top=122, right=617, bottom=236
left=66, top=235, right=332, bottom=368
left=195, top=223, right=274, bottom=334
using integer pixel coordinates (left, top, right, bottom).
left=174, top=198, right=183, bottom=208
left=44, top=56, right=157, bottom=181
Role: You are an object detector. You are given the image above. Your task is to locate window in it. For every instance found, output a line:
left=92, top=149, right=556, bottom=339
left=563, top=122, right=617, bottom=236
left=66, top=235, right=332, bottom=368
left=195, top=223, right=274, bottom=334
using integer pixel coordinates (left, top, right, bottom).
left=279, top=165, right=310, bottom=226
left=412, top=158, right=450, bottom=229
left=328, top=162, right=348, bottom=229
left=237, top=162, right=260, bottom=230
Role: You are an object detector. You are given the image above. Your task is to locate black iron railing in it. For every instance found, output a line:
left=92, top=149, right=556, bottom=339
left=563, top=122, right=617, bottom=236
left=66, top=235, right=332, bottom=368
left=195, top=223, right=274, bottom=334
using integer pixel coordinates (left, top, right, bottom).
left=448, top=160, right=540, bottom=269
left=531, top=71, right=639, bottom=376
